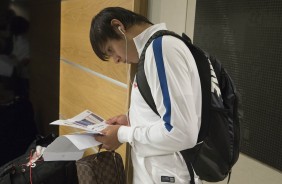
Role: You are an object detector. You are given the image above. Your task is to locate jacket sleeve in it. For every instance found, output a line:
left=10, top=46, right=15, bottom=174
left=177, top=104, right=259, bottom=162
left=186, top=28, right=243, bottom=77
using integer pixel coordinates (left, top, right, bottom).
left=118, top=36, right=202, bottom=157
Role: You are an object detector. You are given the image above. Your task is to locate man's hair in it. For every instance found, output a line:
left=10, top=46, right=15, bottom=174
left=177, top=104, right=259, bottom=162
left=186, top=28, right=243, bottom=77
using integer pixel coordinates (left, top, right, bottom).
left=90, top=7, right=153, bottom=61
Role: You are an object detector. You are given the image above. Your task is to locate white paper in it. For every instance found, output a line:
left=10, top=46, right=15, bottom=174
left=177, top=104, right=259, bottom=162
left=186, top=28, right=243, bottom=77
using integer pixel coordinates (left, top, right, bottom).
left=43, top=134, right=101, bottom=161
left=43, top=110, right=107, bottom=161
left=50, top=110, right=108, bottom=133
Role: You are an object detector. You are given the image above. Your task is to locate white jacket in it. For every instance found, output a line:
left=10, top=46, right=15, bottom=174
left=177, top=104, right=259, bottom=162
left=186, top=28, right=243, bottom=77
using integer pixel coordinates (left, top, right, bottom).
left=118, top=23, right=202, bottom=184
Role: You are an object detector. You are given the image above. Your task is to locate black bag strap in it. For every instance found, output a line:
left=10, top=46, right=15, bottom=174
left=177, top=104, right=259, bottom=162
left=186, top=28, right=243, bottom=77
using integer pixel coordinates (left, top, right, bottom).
left=136, top=30, right=211, bottom=143
left=136, top=32, right=162, bottom=116
left=187, top=162, right=195, bottom=184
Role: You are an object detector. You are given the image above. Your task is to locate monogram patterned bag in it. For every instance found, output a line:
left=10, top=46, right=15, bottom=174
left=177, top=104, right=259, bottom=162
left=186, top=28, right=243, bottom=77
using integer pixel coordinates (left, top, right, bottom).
left=76, top=149, right=125, bottom=184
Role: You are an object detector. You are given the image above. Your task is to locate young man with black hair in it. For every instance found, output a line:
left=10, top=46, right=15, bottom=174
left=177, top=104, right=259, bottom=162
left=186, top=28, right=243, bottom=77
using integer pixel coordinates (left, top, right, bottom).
left=91, top=7, right=202, bottom=184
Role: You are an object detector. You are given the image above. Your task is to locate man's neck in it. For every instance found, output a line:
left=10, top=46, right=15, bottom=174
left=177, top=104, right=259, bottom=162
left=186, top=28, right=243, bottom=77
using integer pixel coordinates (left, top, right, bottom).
left=127, top=23, right=153, bottom=40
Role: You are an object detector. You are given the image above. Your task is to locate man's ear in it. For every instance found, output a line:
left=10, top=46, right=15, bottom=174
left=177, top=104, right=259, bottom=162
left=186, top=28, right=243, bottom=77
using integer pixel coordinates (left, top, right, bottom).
left=111, top=19, right=124, bottom=32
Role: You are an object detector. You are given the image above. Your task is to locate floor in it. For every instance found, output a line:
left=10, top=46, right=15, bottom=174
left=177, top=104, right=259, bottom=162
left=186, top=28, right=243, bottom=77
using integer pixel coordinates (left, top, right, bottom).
left=204, top=153, right=282, bottom=184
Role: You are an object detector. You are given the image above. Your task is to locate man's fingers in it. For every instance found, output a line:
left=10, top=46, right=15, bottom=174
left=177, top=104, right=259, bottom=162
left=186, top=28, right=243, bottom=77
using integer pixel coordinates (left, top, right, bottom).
left=106, top=117, right=117, bottom=125
left=94, top=134, right=104, bottom=143
left=94, top=125, right=121, bottom=151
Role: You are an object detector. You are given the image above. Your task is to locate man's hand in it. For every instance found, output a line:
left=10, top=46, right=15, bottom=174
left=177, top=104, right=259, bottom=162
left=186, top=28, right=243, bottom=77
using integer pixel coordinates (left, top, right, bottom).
left=94, top=125, right=122, bottom=150
left=106, top=114, right=129, bottom=126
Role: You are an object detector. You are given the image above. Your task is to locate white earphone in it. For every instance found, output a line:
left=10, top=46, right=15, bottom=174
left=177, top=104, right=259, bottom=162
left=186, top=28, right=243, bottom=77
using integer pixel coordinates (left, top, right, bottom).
left=117, top=26, right=132, bottom=87
left=118, top=26, right=128, bottom=65
left=118, top=26, right=125, bottom=35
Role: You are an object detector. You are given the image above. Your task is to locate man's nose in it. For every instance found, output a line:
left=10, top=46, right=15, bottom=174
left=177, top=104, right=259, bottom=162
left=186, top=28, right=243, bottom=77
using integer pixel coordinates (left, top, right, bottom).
left=113, top=55, right=121, bottom=63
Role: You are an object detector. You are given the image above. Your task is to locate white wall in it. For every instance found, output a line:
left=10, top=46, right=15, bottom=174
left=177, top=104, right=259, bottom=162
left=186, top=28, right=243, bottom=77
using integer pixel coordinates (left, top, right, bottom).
left=147, top=0, right=196, bottom=40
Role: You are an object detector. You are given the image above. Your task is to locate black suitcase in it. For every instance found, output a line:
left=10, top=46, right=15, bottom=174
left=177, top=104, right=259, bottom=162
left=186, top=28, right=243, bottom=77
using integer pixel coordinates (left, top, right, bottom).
left=0, top=135, right=79, bottom=184
left=0, top=157, right=78, bottom=184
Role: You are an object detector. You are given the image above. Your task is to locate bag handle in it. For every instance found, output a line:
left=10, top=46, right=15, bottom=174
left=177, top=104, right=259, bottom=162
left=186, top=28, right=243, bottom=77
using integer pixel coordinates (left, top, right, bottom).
left=93, top=145, right=122, bottom=184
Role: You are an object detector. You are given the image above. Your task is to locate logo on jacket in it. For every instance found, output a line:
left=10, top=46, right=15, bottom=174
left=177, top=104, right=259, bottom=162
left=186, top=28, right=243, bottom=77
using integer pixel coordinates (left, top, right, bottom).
left=161, top=176, right=175, bottom=183
left=133, top=82, right=138, bottom=88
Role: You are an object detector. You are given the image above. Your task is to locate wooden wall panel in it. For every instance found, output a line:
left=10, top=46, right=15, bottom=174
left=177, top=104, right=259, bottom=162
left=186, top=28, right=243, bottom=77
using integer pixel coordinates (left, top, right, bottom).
left=61, top=0, right=133, bottom=84
left=59, top=62, right=127, bottom=120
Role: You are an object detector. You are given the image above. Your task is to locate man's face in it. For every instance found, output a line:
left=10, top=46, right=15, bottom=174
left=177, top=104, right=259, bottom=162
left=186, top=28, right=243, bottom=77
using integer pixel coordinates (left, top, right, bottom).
left=103, top=38, right=139, bottom=64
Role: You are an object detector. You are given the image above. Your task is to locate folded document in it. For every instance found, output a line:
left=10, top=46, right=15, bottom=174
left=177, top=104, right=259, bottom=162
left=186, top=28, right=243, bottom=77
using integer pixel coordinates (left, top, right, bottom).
left=43, top=110, right=107, bottom=161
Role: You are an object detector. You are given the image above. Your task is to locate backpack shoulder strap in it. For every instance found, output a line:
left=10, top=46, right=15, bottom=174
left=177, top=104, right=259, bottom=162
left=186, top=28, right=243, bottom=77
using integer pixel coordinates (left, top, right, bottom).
left=136, top=30, right=185, bottom=117
left=136, top=31, right=165, bottom=116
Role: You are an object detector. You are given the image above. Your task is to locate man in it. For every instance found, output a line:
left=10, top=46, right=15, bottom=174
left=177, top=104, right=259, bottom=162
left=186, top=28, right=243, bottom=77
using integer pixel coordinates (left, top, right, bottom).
left=91, top=7, right=202, bottom=184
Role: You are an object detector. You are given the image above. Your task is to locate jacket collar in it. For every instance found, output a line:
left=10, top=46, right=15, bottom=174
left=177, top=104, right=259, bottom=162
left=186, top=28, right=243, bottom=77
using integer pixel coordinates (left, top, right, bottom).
left=133, top=23, right=167, bottom=58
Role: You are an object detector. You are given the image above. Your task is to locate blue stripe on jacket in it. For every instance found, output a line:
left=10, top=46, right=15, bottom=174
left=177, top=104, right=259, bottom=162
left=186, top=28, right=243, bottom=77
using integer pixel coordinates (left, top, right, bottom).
left=152, top=37, right=173, bottom=132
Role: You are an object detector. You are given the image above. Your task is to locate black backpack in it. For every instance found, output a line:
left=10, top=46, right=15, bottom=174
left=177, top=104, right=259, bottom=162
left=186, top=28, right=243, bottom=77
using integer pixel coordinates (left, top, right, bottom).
left=136, top=30, right=241, bottom=183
